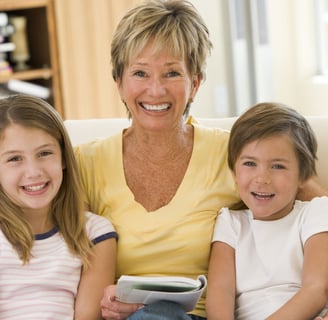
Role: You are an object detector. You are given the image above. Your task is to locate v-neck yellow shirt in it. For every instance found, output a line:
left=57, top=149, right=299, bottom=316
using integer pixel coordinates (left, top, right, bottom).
left=75, top=117, right=239, bottom=317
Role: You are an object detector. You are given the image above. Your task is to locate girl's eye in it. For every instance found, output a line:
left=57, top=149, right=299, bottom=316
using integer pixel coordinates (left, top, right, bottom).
left=39, top=150, right=53, bottom=158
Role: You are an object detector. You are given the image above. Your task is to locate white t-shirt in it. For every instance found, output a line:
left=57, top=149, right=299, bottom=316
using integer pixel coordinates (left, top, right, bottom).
left=0, top=211, right=116, bottom=320
left=212, top=197, right=328, bottom=320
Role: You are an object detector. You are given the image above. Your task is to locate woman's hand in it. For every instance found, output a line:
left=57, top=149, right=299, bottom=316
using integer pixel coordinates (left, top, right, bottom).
left=100, top=285, right=144, bottom=320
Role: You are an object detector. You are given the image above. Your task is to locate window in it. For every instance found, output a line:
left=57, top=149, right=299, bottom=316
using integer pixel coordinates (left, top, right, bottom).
left=315, top=0, right=328, bottom=75
left=224, top=0, right=272, bottom=115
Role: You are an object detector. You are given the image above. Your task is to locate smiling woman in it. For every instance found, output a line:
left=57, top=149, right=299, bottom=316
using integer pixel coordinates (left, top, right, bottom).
left=117, top=41, right=200, bottom=131
left=74, top=1, right=240, bottom=319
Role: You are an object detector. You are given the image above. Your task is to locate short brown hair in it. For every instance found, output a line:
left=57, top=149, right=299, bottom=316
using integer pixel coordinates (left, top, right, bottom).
left=228, top=102, right=317, bottom=182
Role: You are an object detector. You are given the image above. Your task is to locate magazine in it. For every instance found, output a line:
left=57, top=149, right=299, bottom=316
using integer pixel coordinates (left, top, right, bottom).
left=115, top=274, right=207, bottom=312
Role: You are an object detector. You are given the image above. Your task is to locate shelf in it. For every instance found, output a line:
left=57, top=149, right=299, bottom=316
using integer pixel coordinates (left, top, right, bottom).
left=0, top=0, right=64, bottom=116
left=0, top=0, right=49, bottom=11
left=0, top=68, right=52, bottom=83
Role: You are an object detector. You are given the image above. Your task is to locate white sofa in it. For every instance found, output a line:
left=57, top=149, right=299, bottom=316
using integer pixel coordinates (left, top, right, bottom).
left=64, top=116, right=328, bottom=189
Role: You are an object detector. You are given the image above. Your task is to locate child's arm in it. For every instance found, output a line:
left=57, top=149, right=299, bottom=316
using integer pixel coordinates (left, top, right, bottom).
left=74, top=238, right=117, bottom=320
left=267, top=232, right=328, bottom=320
left=206, top=241, right=236, bottom=320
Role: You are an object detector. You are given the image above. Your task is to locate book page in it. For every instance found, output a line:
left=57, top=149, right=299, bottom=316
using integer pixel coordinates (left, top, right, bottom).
left=116, top=274, right=207, bottom=312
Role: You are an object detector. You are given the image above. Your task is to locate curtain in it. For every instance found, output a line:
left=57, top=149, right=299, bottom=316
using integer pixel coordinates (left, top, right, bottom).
left=54, top=0, right=141, bottom=119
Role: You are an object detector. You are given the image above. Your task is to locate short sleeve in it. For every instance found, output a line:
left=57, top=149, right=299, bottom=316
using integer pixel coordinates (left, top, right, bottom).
left=300, top=196, right=328, bottom=243
left=85, top=211, right=117, bottom=245
left=212, top=207, right=240, bottom=248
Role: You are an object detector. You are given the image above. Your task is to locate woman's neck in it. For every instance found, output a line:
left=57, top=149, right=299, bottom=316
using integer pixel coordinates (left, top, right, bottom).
left=123, top=123, right=193, bottom=162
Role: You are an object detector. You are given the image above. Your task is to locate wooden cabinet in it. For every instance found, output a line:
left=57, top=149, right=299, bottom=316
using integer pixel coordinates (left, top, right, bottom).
left=0, top=0, right=64, bottom=116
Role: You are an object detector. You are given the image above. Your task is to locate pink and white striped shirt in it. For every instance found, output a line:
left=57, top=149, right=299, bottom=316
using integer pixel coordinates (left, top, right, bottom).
left=0, top=211, right=116, bottom=319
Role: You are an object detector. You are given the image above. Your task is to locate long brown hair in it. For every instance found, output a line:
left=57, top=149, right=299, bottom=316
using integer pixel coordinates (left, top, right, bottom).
left=0, top=94, right=92, bottom=268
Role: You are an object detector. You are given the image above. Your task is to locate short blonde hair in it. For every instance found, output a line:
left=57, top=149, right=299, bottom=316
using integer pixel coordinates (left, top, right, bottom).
left=111, top=0, right=213, bottom=81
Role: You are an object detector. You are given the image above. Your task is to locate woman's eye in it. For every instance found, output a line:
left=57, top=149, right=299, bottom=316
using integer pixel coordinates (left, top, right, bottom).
left=243, top=161, right=256, bottom=167
left=133, top=70, right=146, bottom=77
left=8, top=156, right=21, bottom=162
left=167, top=71, right=180, bottom=77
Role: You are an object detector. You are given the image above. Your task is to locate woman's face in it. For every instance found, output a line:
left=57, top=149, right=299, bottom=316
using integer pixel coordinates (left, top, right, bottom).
left=117, top=42, right=200, bottom=131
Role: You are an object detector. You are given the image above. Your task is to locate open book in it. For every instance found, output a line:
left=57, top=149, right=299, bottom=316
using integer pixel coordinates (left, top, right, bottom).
left=116, top=274, right=207, bottom=312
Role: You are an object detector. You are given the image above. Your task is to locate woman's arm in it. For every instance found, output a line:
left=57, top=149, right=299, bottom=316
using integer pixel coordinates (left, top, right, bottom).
left=74, top=238, right=117, bottom=320
left=206, top=241, right=236, bottom=320
left=267, top=232, right=328, bottom=320
left=297, top=178, right=328, bottom=201
left=100, top=285, right=144, bottom=320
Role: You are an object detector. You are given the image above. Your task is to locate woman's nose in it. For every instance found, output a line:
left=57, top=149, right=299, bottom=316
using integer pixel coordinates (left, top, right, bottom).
left=147, top=77, right=166, bottom=96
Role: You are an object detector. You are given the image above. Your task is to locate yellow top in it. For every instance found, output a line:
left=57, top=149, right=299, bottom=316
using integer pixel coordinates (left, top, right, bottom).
left=74, top=117, right=239, bottom=317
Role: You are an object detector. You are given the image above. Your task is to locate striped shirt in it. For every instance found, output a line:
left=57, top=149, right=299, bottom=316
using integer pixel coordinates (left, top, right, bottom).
left=0, top=211, right=116, bottom=319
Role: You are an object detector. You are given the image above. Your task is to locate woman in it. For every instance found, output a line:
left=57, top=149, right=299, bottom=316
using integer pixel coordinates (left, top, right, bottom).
left=74, top=0, right=328, bottom=319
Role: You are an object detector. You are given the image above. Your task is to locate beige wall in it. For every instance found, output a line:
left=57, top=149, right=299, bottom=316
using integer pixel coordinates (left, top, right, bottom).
left=54, top=0, right=141, bottom=119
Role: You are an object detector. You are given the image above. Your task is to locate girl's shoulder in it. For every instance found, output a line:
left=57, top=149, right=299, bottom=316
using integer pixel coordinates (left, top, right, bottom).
left=84, top=211, right=117, bottom=242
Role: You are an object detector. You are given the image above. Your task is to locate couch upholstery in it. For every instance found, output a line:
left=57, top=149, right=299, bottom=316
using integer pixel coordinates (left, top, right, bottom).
left=64, top=116, right=328, bottom=189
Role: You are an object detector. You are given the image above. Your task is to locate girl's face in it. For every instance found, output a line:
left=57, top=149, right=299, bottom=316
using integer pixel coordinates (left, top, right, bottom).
left=233, top=134, right=303, bottom=220
left=0, top=124, right=63, bottom=216
left=117, top=41, right=200, bottom=131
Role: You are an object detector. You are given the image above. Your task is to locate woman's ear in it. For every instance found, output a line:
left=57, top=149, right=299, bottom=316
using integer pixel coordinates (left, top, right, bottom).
left=190, top=74, right=201, bottom=99
left=116, top=78, right=123, bottom=97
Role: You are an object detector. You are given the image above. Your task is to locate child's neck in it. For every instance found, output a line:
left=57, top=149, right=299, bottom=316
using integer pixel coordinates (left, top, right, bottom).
left=23, top=209, right=54, bottom=234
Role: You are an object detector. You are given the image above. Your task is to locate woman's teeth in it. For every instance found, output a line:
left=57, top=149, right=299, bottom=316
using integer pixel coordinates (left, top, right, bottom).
left=142, top=103, right=170, bottom=111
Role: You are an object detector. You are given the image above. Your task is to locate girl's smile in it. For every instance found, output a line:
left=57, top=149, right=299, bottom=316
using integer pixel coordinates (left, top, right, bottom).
left=0, top=124, right=63, bottom=221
